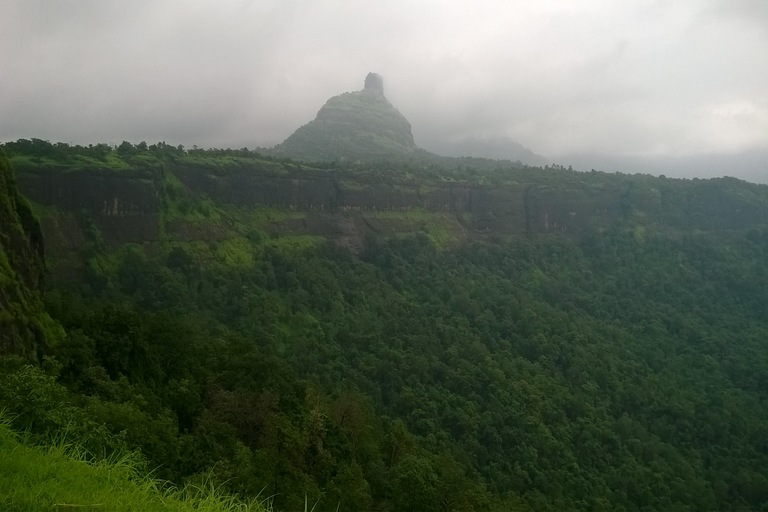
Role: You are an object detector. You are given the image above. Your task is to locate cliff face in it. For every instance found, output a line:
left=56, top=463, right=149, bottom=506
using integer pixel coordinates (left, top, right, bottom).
left=5, top=137, right=767, bottom=281
left=0, top=153, right=51, bottom=358
left=14, top=159, right=768, bottom=264
left=174, top=165, right=768, bottom=232
left=17, top=171, right=160, bottom=247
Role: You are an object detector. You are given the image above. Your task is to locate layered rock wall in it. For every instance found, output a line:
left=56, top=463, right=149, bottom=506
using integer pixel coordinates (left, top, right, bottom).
left=17, top=172, right=161, bottom=246
left=16, top=165, right=768, bottom=254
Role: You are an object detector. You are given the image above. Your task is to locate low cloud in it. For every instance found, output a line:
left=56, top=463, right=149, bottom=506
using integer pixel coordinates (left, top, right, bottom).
left=1, top=0, right=766, bottom=179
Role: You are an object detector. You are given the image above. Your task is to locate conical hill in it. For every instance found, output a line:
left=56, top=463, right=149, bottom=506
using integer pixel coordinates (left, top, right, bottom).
left=274, top=73, right=418, bottom=162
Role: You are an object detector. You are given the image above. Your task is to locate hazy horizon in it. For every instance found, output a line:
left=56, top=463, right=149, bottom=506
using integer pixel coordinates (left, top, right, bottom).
left=2, top=0, right=766, bottom=181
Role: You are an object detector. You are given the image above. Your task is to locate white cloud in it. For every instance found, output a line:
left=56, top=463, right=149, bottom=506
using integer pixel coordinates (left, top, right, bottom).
left=1, top=0, right=766, bottom=175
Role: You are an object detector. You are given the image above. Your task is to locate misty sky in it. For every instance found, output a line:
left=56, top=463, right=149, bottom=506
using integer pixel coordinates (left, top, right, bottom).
left=2, top=0, right=767, bottom=178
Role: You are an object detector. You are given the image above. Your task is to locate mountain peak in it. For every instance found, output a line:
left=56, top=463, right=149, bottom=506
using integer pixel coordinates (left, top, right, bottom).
left=273, top=74, right=416, bottom=162
left=273, top=73, right=544, bottom=166
left=364, top=72, right=384, bottom=95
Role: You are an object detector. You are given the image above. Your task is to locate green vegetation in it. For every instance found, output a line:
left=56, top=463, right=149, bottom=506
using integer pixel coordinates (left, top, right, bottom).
left=0, top=151, right=60, bottom=359
left=274, top=89, right=418, bottom=162
left=22, top=224, right=768, bottom=511
left=2, top=140, right=768, bottom=510
left=1, top=139, right=310, bottom=180
left=0, top=412, right=265, bottom=512
left=364, top=209, right=463, bottom=247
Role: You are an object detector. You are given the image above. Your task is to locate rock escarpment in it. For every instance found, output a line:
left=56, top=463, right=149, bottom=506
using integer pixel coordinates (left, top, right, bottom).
left=16, top=160, right=768, bottom=252
left=17, top=171, right=160, bottom=247
left=8, top=139, right=768, bottom=282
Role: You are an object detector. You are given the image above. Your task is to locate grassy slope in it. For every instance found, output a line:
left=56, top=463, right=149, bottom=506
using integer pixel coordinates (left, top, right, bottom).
left=0, top=415, right=266, bottom=512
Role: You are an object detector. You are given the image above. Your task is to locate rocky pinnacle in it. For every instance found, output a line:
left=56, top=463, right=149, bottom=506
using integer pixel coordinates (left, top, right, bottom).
left=364, top=72, right=384, bottom=95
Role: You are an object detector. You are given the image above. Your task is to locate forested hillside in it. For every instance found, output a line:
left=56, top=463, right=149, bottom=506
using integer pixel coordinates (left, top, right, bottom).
left=0, top=151, right=59, bottom=358
left=1, top=140, right=768, bottom=510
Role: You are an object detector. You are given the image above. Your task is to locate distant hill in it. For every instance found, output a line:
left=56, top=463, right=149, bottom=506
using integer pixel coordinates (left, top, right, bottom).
left=273, top=73, right=419, bottom=162
left=425, top=135, right=548, bottom=166
left=561, top=148, right=768, bottom=184
left=273, top=73, right=545, bottom=167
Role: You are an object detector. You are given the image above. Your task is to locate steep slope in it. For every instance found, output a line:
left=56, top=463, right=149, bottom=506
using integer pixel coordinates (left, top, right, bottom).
left=273, top=73, right=420, bottom=162
left=0, top=151, right=54, bottom=358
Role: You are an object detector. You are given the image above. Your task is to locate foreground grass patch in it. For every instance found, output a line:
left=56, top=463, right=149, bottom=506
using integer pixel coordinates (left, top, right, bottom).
left=0, top=416, right=267, bottom=512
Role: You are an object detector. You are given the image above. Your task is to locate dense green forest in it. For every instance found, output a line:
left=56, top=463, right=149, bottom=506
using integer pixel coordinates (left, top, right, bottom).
left=2, top=141, right=768, bottom=510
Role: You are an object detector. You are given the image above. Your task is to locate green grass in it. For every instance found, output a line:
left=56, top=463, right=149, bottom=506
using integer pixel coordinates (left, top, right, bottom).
left=171, top=230, right=323, bottom=269
left=0, top=414, right=268, bottom=512
left=178, top=154, right=291, bottom=175
left=365, top=208, right=438, bottom=221
left=364, top=209, right=463, bottom=247
left=266, top=234, right=325, bottom=252
left=162, top=171, right=225, bottom=223
left=26, top=200, right=60, bottom=222
left=226, top=205, right=306, bottom=226
left=9, top=154, right=133, bottom=174
left=6, top=154, right=43, bottom=169
left=215, top=237, right=258, bottom=267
